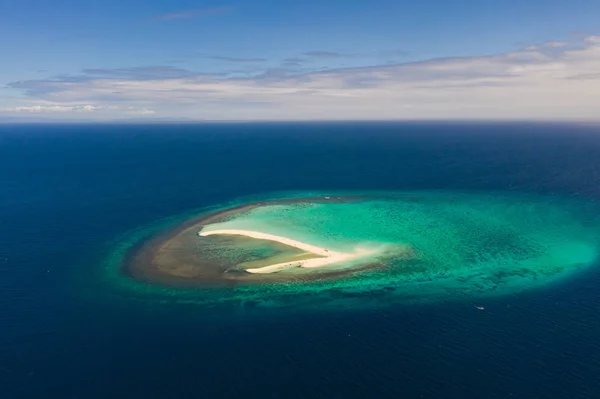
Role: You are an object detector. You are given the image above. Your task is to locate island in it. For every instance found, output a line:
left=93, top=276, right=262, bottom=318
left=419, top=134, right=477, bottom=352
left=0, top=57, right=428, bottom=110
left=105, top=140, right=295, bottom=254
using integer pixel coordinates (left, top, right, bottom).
left=199, top=229, right=379, bottom=273
left=124, top=196, right=413, bottom=288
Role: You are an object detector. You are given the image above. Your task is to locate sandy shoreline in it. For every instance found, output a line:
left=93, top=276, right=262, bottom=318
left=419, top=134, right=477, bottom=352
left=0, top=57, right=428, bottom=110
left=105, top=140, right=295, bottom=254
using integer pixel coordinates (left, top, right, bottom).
left=199, top=229, right=376, bottom=273
left=123, top=195, right=381, bottom=287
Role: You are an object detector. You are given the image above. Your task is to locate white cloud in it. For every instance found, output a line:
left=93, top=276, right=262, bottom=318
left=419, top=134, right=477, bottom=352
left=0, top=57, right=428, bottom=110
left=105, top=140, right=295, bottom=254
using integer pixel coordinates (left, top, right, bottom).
left=3, top=35, right=600, bottom=121
left=0, top=104, right=155, bottom=119
left=128, top=107, right=155, bottom=115
left=584, top=36, right=600, bottom=44
left=4, top=105, right=98, bottom=113
left=543, top=40, right=570, bottom=48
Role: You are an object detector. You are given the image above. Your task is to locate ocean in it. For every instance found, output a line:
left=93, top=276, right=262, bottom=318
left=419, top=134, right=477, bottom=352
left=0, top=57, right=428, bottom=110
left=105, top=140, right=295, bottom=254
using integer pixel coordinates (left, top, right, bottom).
left=2, top=122, right=600, bottom=398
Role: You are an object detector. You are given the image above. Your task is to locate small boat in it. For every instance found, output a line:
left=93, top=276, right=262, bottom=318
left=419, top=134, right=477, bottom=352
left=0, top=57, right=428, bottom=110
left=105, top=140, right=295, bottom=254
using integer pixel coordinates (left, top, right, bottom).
left=475, top=305, right=485, bottom=311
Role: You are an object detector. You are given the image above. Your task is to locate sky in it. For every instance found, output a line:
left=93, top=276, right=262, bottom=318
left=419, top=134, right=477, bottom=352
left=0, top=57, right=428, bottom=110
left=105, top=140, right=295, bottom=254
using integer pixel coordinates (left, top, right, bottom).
left=1, top=0, right=600, bottom=122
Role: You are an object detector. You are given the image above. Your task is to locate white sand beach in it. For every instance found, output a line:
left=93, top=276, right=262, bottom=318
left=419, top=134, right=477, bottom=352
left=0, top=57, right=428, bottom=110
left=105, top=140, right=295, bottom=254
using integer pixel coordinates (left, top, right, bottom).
left=199, top=229, right=374, bottom=274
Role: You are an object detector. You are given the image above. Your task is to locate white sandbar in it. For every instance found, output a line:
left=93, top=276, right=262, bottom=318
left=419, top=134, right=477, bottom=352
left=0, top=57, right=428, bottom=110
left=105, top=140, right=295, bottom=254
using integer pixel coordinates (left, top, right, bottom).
left=198, top=229, right=375, bottom=274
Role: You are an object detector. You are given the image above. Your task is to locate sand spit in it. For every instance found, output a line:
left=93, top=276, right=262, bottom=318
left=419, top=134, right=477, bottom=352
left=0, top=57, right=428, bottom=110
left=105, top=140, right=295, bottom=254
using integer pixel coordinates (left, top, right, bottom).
left=199, top=229, right=376, bottom=273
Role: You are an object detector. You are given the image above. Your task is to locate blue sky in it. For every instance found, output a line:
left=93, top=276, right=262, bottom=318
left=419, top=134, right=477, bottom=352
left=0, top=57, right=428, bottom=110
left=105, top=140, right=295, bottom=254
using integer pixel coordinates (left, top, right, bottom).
left=1, top=0, right=600, bottom=121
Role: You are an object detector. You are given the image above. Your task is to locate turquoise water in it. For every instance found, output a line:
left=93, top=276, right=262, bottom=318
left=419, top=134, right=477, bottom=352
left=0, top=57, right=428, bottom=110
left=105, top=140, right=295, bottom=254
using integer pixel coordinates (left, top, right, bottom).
left=103, top=190, right=600, bottom=309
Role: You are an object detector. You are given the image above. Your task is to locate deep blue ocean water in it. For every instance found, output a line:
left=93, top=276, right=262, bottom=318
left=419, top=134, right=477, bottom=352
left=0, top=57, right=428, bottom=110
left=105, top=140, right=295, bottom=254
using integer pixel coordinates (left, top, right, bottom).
left=2, top=122, right=600, bottom=398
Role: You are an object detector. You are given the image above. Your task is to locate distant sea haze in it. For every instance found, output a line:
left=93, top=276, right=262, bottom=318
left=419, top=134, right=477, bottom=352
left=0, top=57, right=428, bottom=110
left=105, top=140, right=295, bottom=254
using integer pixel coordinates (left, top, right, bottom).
left=2, top=122, right=600, bottom=398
